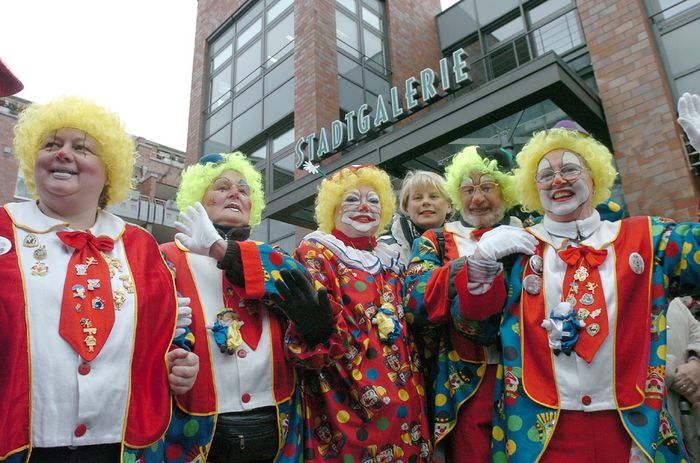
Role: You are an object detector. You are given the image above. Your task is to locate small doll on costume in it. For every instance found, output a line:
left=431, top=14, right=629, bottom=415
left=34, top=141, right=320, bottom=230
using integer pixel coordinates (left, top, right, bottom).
left=210, top=308, right=244, bottom=354
left=540, top=301, right=585, bottom=355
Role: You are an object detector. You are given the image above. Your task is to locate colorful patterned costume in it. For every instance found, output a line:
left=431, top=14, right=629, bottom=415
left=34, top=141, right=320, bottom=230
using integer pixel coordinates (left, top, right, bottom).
left=0, top=202, right=176, bottom=463
left=462, top=214, right=700, bottom=462
left=405, top=220, right=511, bottom=453
left=287, top=231, right=432, bottom=462
left=160, top=239, right=305, bottom=463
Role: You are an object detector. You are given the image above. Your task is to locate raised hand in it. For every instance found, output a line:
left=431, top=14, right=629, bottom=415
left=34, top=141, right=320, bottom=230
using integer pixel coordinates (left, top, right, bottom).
left=475, top=225, right=538, bottom=261
left=174, top=202, right=222, bottom=256
left=678, top=92, right=700, bottom=153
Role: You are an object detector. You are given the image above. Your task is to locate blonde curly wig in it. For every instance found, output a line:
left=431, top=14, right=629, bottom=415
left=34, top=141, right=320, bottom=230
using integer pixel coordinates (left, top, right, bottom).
left=315, top=165, right=395, bottom=236
left=515, top=128, right=617, bottom=213
left=444, top=146, right=518, bottom=214
left=176, top=152, right=265, bottom=226
left=13, top=95, right=135, bottom=206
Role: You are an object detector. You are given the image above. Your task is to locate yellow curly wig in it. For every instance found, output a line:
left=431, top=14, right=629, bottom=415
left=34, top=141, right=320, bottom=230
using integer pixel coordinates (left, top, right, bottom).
left=13, top=95, right=135, bottom=206
left=315, top=165, right=395, bottom=236
left=444, top=146, right=518, bottom=213
left=176, top=152, right=265, bottom=226
left=515, top=128, right=618, bottom=213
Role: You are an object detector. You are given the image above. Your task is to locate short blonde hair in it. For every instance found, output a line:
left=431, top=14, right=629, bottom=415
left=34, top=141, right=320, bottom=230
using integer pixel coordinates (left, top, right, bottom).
left=176, top=152, right=265, bottom=226
left=515, top=128, right=617, bottom=213
left=398, top=170, right=450, bottom=215
left=315, top=166, right=395, bottom=236
left=444, top=146, right=518, bottom=214
left=13, top=95, right=135, bottom=206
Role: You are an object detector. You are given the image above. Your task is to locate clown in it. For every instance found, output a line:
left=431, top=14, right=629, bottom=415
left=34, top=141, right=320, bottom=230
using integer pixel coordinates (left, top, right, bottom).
left=281, top=165, right=431, bottom=461
left=403, top=146, right=531, bottom=461
left=462, top=95, right=700, bottom=463
left=0, top=95, right=196, bottom=463
left=161, top=152, right=306, bottom=463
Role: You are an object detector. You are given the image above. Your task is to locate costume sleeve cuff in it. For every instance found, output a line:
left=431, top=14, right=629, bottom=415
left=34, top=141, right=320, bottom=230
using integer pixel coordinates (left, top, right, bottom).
left=234, top=241, right=265, bottom=299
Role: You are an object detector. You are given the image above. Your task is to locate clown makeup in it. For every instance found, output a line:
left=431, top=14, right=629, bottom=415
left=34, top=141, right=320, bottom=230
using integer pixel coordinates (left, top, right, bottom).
left=334, top=185, right=382, bottom=237
left=536, top=150, right=594, bottom=221
left=460, top=173, right=506, bottom=228
left=202, top=170, right=253, bottom=227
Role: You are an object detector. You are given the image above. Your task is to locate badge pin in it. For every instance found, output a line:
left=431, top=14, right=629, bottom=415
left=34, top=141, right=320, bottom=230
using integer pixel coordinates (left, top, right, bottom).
left=72, top=284, right=86, bottom=299
left=33, top=245, right=47, bottom=261
left=75, top=303, right=81, bottom=312
left=0, top=236, right=12, bottom=255
left=574, top=266, right=589, bottom=281
left=85, top=257, right=98, bottom=266
left=569, top=281, right=579, bottom=294
left=577, top=308, right=590, bottom=320
left=579, top=293, right=594, bottom=306
left=120, top=275, right=135, bottom=294
left=81, top=320, right=97, bottom=352
left=31, top=261, right=48, bottom=276
left=590, top=308, right=602, bottom=319
left=529, top=255, right=543, bottom=275
left=586, top=323, right=601, bottom=336
left=75, top=263, right=89, bottom=276
left=585, top=282, right=598, bottom=293
left=23, top=234, right=38, bottom=248
left=522, top=274, right=542, bottom=295
left=566, top=294, right=577, bottom=306
left=114, top=288, right=126, bottom=310
left=629, top=253, right=645, bottom=275
left=91, top=297, right=105, bottom=310
left=87, top=279, right=100, bottom=291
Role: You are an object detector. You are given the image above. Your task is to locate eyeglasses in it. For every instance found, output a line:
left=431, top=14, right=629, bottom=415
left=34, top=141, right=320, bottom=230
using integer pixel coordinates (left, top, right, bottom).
left=460, top=182, right=499, bottom=197
left=535, top=164, right=583, bottom=184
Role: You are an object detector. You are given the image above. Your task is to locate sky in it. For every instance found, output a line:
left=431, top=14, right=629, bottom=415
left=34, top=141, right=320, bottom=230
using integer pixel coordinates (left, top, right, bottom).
left=2, top=0, right=457, bottom=153
left=2, top=0, right=198, bottom=151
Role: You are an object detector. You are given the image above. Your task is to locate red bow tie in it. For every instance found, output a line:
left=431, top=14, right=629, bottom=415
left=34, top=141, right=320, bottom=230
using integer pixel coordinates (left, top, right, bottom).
left=558, top=245, right=607, bottom=268
left=57, top=231, right=115, bottom=252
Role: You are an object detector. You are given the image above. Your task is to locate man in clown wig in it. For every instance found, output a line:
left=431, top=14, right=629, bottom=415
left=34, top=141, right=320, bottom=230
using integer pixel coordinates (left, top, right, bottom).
left=451, top=92, right=700, bottom=462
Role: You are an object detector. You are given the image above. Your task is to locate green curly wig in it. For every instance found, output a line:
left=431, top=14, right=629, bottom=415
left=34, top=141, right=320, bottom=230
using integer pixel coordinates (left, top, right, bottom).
left=176, top=152, right=265, bottom=226
left=315, top=165, right=395, bottom=236
left=444, top=146, right=518, bottom=214
left=13, top=95, right=135, bottom=206
left=515, top=128, right=618, bottom=213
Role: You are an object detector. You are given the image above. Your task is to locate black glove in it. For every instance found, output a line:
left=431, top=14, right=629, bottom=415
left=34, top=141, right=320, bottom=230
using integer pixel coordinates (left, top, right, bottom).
left=273, top=268, right=333, bottom=345
left=217, top=240, right=243, bottom=286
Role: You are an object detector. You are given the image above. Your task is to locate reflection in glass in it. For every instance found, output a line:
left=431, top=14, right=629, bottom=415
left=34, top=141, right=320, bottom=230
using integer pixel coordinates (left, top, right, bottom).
left=528, top=0, right=573, bottom=25
left=248, top=145, right=267, bottom=162
left=267, top=0, right=293, bottom=24
left=336, top=0, right=357, bottom=14
left=213, top=43, right=233, bottom=71
left=362, top=6, right=382, bottom=30
left=266, top=13, right=295, bottom=65
left=273, top=155, right=296, bottom=190
left=235, top=41, right=262, bottom=90
left=273, top=127, right=295, bottom=153
left=363, top=28, right=384, bottom=68
left=339, top=77, right=364, bottom=112
left=336, top=10, right=360, bottom=57
left=211, top=66, right=232, bottom=107
left=206, top=101, right=232, bottom=137
left=264, top=79, right=294, bottom=128
left=531, top=10, right=583, bottom=56
left=237, top=17, right=262, bottom=50
left=233, top=80, right=263, bottom=118
left=265, top=56, right=294, bottom=91
left=204, top=124, right=231, bottom=155
left=232, top=103, right=262, bottom=146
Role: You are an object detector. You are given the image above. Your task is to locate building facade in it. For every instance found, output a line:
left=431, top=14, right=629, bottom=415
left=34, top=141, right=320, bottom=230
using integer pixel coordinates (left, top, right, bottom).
left=184, top=0, right=700, bottom=251
left=0, top=96, right=185, bottom=243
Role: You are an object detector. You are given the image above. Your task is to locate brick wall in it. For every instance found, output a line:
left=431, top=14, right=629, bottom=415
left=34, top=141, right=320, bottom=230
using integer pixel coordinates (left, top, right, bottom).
left=578, top=0, right=698, bottom=221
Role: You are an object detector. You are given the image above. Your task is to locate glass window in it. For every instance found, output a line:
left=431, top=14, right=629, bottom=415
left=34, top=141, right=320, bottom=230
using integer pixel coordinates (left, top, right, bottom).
left=661, top=18, right=700, bottom=76
left=267, top=0, right=293, bottom=23
left=212, top=43, right=233, bottom=71
left=363, top=28, right=384, bottom=68
left=338, top=53, right=363, bottom=83
left=248, top=145, right=267, bottom=163
left=237, top=18, right=262, bottom=50
left=264, top=55, right=294, bottom=91
left=528, top=0, right=573, bottom=25
left=211, top=26, right=236, bottom=54
left=475, top=0, right=519, bottom=26
left=233, top=80, right=263, bottom=117
left=273, top=127, right=295, bottom=153
left=484, top=16, right=525, bottom=47
left=364, top=68, right=390, bottom=96
left=211, top=65, right=232, bottom=107
left=362, top=6, right=382, bottom=30
left=656, top=0, right=700, bottom=20
left=336, top=10, right=360, bottom=57
left=234, top=40, right=262, bottom=90
left=204, top=124, right=231, bottom=155
left=273, top=155, right=295, bottom=189
left=531, top=10, right=583, bottom=56
left=238, top=1, right=264, bottom=29
left=206, top=101, right=232, bottom=136
left=232, top=102, right=262, bottom=146
left=337, top=0, right=357, bottom=14
left=339, top=77, right=365, bottom=111
left=266, top=13, right=295, bottom=64
left=264, top=79, right=294, bottom=128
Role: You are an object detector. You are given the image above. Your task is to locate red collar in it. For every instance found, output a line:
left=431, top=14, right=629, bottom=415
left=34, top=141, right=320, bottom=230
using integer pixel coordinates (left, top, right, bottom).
left=331, top=229, right=377, bottom=250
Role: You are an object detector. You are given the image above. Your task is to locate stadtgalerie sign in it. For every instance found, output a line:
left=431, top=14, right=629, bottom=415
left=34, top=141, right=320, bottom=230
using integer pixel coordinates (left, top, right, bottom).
left=295, top=48, right=471, bottom=168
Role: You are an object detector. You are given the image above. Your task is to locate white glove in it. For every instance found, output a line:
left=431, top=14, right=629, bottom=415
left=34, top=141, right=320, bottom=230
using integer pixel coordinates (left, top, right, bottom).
left=475, top=225, right=538, bottom=261
left=678, top=92, right=700, bottom=152
left=174, top=202, right=222, bottom=256
left=174, top=296, right=192, bottom=338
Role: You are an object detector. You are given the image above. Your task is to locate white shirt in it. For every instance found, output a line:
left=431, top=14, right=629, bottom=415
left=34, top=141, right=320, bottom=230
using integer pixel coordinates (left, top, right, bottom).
left=529, top=211, right=621, bottom=411
left=5, top=201, right=135, bottom=446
